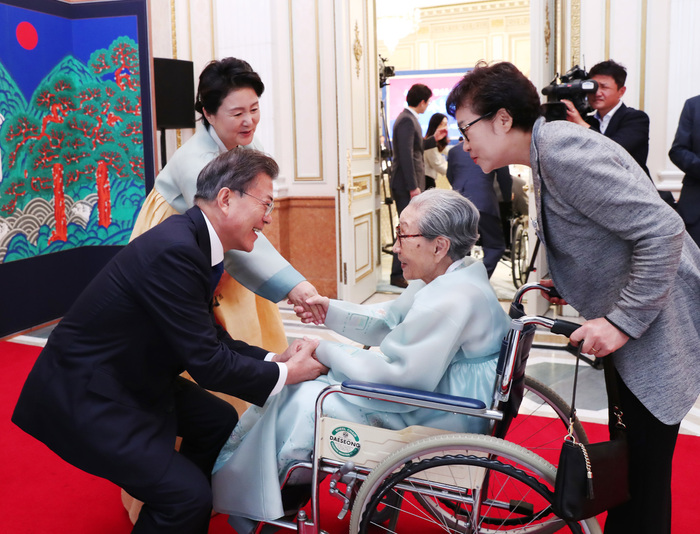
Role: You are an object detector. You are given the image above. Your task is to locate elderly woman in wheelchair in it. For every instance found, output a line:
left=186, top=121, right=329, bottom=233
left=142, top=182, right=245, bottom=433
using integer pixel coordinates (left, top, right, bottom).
left=210, top=189, right=510, bottom=528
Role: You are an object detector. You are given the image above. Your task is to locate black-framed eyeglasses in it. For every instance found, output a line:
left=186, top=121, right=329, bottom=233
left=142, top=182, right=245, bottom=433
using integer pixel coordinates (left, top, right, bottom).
left=458, top=111, right=495, bottom=142
left=242, top=191, right=274, bottom=216
left=395, top=225, right=423, bottom=245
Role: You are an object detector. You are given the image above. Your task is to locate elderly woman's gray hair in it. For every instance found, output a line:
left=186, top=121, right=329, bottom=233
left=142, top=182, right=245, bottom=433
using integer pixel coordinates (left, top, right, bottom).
left=194, top=148, right=279, bottom=202
left=409, top=189, right=480, bottom=260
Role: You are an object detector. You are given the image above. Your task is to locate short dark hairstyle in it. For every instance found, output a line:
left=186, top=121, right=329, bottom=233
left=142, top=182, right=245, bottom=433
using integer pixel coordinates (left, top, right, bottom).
left=589, top=59, right=627, bottom=90
left=446, top=61, right=542, bottom=131
left=406, top=83, right=433, bottom=107
left=194, top=148, right=278, bottom=202
left=195, top=57, right=265, bottom=127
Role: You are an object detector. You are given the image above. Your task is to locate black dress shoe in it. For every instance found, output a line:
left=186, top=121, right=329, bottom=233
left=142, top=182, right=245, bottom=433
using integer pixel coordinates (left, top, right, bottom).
left=390, top=275, right=408, bottom=288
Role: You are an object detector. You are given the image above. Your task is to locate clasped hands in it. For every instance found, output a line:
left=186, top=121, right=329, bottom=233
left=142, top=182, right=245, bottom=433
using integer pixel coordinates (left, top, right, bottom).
left=538, top=279, right=630, bottom=357
left=273, top=337, right=328, bottom=385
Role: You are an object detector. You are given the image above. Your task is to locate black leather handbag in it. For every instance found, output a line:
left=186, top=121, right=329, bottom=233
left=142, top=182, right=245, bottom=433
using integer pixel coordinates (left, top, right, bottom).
left=553, top=347, right=630, bottom=521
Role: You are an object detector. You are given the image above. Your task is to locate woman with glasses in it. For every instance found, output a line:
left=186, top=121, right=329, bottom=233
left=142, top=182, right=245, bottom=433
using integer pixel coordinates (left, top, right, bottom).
left=131, top=57, right=321, bottom=358
left=211, top=188, right=510, bottom=527
left=446, top=61, right=700, bottom=534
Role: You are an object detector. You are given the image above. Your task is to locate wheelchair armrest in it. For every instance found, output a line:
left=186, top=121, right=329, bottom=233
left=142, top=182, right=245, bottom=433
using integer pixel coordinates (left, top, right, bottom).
left=340, top=380, right=487, bottom=416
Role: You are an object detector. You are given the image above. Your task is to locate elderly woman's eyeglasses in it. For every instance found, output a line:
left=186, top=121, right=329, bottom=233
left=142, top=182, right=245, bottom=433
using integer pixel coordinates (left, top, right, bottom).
left=242, top=191, right=274, bottom=216
left=395, top=225, right=423, bottom=245
left=458, top=111, right=495, bottom=142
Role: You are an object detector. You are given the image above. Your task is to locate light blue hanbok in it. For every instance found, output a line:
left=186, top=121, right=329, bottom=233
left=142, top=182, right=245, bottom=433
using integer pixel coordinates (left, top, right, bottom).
left=211, top=257, right=510, bottom=524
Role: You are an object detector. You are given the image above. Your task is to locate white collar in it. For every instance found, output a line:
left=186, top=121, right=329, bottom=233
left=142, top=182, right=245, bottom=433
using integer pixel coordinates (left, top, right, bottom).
left=207, top=126, right=228, bottom=154
left=407, top=106, right=421, bottom=120
left=595, top=100, right=623, bottom=133
left=200, top=210, right=224, bottom=266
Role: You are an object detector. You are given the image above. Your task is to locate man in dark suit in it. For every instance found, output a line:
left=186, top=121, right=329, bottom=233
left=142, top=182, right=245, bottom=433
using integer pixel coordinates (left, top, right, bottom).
left=12, top=148, right=327, bottom=533
left=563, top=60, right=679, bottom=206
left=564, top=59, right=650, bottom=174
left=389, top=83, right=446, bottom=287
left=447, top=140, right=508, bottom=278
left=669, top=94, right=700, bottom=246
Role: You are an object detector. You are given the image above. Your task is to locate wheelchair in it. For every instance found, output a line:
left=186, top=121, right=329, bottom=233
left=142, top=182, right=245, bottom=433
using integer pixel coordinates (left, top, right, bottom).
left=255, top=284, right=600, bottom=534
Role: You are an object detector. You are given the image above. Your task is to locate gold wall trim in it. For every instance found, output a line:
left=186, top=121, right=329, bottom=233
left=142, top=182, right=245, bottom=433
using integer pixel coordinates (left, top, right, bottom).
left=605, top=0, right=611, bottom=59
left=170, top=0, right=177, bottom=59
left=570, top=0, right=580, bottom=67
left=289, top=0, right=324, bottom=182
left=353, top=212, right=374, bottom=282
left=354, top=21, right=363, bottom=78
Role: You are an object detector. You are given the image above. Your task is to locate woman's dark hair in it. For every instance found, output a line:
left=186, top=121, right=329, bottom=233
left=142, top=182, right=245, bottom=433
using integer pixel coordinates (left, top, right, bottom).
left=425, top=112, right=448, bottom=151
left=446, top=61, right=542, bottom=131
left=195, top=57, right=265, bottom=127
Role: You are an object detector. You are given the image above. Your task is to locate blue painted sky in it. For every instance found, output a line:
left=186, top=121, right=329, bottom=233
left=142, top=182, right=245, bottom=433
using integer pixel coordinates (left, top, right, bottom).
left=0, top=3, right=138, bottom=101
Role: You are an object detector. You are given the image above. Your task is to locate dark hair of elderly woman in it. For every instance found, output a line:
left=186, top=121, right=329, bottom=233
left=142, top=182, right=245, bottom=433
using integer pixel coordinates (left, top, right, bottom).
left=195, top=57, right=265, bottom=128
left=426, top=112, right=449, bottom=151
left=445, top=60, right=542, bottom=131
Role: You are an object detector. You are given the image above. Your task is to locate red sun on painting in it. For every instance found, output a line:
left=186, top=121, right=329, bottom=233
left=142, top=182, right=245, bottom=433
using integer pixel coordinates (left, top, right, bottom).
left=16, top=21, right=38, bottom=50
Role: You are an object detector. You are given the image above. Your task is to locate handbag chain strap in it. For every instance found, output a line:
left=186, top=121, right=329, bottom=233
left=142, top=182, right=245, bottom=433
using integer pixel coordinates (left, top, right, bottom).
left=566, top=342, right=627, bottom=443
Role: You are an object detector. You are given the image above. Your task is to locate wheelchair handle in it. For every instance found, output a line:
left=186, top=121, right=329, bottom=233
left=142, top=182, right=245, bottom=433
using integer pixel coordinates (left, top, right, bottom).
left=512, top=282, right=562, bottom=305
left=550, top=319, right=580, bottom=338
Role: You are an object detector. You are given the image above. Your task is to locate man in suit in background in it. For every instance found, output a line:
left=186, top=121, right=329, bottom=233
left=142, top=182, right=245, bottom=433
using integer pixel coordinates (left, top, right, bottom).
left=389, top=83, right=446, bottom=287
left=563, top=59, right=678, bottom=206
left=563, top=59, right=650, bottom=174
left=447, top=139, right=508, bottom=278
left=669, top=94, right=700, bottom=246
left=12, top=148, right=328, bottom=534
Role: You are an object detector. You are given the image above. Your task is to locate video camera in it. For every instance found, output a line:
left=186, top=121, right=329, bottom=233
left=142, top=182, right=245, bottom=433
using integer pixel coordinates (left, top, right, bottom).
left=541, top=65, right=598, bottom=122
left=379, top=55, right=395, bottom=88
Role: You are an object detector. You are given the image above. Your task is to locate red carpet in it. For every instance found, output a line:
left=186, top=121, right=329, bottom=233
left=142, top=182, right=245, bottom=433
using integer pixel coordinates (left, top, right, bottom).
left=2, top=340, right=698, bottom=532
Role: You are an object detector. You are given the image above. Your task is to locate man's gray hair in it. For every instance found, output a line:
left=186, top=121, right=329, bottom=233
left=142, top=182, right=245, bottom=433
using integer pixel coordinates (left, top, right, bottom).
left=409, top=189, right=480, bottom=260
left=194, top=148, right=279, bottom=202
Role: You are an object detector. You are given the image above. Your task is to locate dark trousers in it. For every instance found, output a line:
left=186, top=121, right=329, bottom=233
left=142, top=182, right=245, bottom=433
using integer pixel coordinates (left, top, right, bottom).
left=685, top=217, right=700, bottom=248
left=604, top=368, right=680, bottom=534
left=478, top=212, right=506, bottom=278
left=391, top=188, right=411, bottom=278
left=122, top=377, right=239, bottom=534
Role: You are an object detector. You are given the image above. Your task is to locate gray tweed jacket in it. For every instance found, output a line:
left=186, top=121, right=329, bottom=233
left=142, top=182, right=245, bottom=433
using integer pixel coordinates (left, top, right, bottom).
left=530, top=117, right=700, bottom=425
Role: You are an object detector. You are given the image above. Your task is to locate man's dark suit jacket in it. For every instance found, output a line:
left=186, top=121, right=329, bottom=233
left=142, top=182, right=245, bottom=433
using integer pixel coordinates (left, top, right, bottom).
left=391, top=108, right=437, bottom=192
left=12, top=207, right=279, bottom=488
left=669, top=95, right=700, bottom=228
left=446, top=142, right=501, bottom=217
left=587, top=102, right=650, bottom=175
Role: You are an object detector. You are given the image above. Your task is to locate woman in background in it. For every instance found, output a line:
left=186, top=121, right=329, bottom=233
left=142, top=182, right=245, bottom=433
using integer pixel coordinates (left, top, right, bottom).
left=211, top=189, right=510, bottom=529
left=423, top=112, right=449, bottom=189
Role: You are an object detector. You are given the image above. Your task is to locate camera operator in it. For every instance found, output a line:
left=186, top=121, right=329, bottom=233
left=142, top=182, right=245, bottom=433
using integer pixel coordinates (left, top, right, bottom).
left=562, top=59, right=651, bottom=176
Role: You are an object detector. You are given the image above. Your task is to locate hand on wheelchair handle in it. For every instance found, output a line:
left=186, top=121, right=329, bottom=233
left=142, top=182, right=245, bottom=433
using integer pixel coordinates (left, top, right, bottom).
left=538, top=278, right=567, bottom=305
left=569, top=317, right=630, bottom=358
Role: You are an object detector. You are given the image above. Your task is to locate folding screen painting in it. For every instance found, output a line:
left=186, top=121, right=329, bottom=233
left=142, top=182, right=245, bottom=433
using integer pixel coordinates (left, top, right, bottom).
left=0, top=0, right=154, bottom=336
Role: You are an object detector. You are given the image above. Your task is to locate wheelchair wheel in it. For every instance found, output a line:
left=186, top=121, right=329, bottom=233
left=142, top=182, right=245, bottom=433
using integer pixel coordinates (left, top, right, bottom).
left=350, top=433, right=601, bottom=534
left=511, top=220, right=530, bottom=288
left=506, top=376, right=588, bottom=465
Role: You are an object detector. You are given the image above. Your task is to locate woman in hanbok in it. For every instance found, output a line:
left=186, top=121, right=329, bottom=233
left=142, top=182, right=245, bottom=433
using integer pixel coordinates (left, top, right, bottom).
left=211, top=188, right=510, bottom=527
